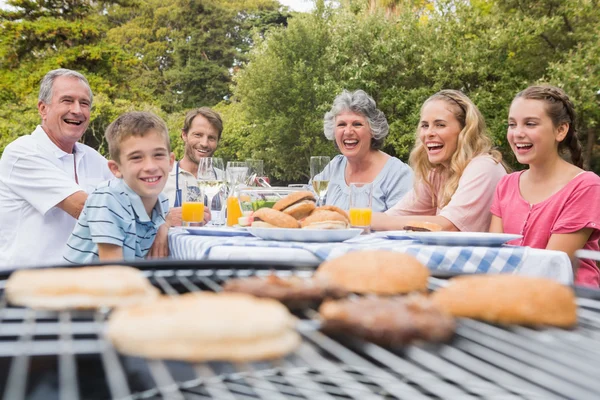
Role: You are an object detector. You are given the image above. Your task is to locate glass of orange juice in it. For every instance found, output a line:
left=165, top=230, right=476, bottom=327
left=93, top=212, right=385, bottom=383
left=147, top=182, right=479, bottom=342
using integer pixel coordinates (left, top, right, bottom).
left=349, top=183, right=373, bottom=234
left=182, top=184, right=205, bottom=227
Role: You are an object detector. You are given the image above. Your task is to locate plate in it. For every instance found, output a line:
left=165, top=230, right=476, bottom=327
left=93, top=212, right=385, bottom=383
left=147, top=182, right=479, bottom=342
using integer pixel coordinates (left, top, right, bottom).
left=249, top=227, right=363, bottom=242
left=184, top=226, right=253, bottom=237
left=385, top=231, right=522, bottom=247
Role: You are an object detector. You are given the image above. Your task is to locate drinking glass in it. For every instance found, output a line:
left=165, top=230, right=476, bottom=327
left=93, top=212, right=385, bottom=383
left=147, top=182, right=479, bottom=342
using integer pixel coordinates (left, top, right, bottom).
left=197, top=157, right=225, bottom=225
left=349, top=182, right=373, bottom=234
left=310, top=156, right=331, bottom=206
left=181, top=184, right=205, bottom=227
left=226, top=162, right=248, bottom=227
left=245, top=159, right=268, bottom=186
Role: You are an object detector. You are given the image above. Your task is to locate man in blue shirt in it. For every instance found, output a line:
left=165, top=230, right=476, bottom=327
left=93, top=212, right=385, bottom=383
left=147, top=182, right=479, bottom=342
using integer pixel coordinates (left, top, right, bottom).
left=63, top=111, right=174, bottom=263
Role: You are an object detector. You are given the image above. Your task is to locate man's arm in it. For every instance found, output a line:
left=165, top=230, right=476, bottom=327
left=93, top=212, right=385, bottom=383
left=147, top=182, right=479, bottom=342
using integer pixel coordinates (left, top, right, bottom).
left=97, top=243, right=124, bottom=261
left=56, top=190, right=88, bottom=219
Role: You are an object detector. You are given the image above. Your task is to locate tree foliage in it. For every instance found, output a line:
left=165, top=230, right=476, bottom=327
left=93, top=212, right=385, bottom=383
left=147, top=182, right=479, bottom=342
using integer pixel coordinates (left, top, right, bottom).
left=222, top=0, right=600, bottom=181
left=0, top=0, right=598, bottom=182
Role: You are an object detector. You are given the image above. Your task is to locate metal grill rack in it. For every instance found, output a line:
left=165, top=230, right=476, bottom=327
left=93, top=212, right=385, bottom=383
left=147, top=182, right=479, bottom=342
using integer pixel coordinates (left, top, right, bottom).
left=1, top=262, right=600, bottom=400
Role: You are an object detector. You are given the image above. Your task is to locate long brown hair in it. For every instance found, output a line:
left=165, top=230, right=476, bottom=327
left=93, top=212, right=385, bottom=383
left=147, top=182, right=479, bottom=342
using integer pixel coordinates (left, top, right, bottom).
left=513, top=85, right=583, bottom=168
left=409, top=90, right=503, bottom=208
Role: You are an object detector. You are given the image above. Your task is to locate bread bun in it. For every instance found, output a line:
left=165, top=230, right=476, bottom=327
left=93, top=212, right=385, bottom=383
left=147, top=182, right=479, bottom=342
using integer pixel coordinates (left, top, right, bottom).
left=273, top=191, right=316, bottom=212
left=313, top=205, right=349, bottom=222
left=282, top=200, right=316, bottom=220
left=5, top=266, right=159, bottom=310
left=106, top=292, right=300, bottom=362
left=301, top=210, right=349, bottom=229
left=403, top=221, right=442, bottom=232
left=315, top=251, right=429, bottom=294
left=302, top=221, right=348, bottom=230
left=252, top=208, right=300, bottom=229
left=431, top=275, right=577, bottom=327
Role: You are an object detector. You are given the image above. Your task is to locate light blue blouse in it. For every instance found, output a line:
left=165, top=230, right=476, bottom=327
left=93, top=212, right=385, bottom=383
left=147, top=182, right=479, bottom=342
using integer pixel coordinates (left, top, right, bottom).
left=317, top=155, right=413, bottom=212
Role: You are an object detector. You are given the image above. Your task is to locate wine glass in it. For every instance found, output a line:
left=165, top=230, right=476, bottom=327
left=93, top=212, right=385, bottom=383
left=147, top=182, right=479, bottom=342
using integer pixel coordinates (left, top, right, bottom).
left=197, top=157, right=225, bottom=225
left=310, top=156, right=331, bottom=206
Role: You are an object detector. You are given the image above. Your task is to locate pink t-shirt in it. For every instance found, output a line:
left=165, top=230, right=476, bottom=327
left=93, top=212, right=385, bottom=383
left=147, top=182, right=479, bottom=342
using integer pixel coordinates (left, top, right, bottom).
left=386, top=155, right=507, bottom=232
left=490, top=171, right=600, bottom=287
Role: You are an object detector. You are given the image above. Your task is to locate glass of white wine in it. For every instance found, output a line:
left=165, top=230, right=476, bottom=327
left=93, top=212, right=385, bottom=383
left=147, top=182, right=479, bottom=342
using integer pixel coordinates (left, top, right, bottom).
left=310, top=156, right=331, bottom=206
left=197, top=157, right=225, bottom=225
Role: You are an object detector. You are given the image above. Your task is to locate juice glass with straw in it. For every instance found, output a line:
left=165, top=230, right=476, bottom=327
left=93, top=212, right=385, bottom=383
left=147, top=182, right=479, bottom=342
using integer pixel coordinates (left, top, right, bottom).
left=181, top=184, right=204, bottom=227
left=349, top=183, right=373, bottom=234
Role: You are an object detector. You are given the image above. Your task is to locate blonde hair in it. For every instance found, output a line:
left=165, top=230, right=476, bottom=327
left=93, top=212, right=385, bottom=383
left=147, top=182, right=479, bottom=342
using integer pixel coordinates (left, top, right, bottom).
left=105, top=111, right=170, bottom=162
left=409, top=90, right=503, bottom=208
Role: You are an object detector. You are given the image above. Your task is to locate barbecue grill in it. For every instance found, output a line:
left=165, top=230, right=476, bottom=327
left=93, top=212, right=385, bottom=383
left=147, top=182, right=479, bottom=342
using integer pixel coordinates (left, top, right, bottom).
left=1, top=259, right=599, bottom=400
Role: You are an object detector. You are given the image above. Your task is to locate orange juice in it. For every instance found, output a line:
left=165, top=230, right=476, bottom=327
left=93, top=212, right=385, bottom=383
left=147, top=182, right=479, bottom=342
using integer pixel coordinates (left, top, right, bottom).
left=227, top=196, right=243, bottom=227
left=182, top=202, right=204, bottom=224
left=349, top=208, right=372, bottom=227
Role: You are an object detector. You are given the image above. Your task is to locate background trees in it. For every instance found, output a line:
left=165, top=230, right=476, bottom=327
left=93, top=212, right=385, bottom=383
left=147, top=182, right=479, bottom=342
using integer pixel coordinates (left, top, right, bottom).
left=1, top=0, right=598, bottom=182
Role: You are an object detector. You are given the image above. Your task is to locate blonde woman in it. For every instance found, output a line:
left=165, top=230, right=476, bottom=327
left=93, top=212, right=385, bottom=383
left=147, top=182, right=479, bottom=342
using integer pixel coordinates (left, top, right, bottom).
left=372, top=90, right=506, bottom=232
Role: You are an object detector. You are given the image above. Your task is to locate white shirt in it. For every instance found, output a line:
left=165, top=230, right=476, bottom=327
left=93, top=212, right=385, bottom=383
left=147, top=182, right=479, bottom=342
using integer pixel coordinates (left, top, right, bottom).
left=0, top=126, right=113, bottom=269
left=163, top=161, right=198, bottom=208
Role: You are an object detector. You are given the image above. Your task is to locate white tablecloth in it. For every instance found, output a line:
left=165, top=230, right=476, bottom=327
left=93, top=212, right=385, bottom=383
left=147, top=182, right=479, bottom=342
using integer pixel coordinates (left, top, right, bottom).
left=168, top=228, right=573, bottom=284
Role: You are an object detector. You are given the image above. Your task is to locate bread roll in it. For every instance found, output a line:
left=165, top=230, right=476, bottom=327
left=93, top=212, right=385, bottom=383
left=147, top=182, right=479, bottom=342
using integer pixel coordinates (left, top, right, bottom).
left=5, top=266, right=159, bottom=310
left=315, top=251, right=429, bottom=294
left=313, top=205, right=349, bottom=221
left=252, top=208, right=300, bottom=228
left=106, top=292, right=300, bottom=362
left=273, top=191, right=315, bottom=211
left=431, top=275, right=577, bottom=327
left=301, top=210, right=349, bottom=229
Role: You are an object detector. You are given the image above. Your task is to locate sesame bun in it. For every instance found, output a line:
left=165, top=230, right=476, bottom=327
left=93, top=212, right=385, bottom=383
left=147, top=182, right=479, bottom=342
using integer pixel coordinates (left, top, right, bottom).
left=301, top=210, right=349, bottom=229
left=313, top=205, right=349, bottom=222
left=431, top=275, right=577, bottom=327
left=273, top=191, right=316, bottom=212
left=106, top=292, right=300, bottom=362
left=315, top=251, right=430, bottom=294
left=252, top=208, right=300, bottom=229
left=403, top=221, right=443, bottom=232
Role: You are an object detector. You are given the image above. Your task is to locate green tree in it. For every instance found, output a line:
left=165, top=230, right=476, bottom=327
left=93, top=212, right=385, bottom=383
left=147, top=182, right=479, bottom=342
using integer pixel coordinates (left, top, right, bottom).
left=223, top=0, right=600, bottom=181
left=107, top=0, right=290, bottom=113
left=0, top=0, right=146, bottom=154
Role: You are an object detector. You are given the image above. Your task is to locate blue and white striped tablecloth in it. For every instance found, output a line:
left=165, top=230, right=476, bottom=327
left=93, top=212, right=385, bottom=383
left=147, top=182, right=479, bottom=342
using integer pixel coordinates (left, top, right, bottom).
left=168, top=229, right=572, bottom=282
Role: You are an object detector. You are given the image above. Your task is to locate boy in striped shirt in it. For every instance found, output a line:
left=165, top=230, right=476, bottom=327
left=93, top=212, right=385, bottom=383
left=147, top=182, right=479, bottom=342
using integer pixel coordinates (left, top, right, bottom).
left=63, top=111, right=175, bottom=263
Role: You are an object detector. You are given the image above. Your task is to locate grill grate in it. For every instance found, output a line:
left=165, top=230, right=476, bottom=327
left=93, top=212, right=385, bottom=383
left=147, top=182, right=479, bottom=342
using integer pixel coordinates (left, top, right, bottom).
left=1, top=265, right=600, bottom=400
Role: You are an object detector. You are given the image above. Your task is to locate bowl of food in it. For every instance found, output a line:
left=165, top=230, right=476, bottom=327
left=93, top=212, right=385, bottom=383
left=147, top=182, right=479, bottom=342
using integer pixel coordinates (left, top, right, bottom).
left=237, top=187, right=307, bottom=226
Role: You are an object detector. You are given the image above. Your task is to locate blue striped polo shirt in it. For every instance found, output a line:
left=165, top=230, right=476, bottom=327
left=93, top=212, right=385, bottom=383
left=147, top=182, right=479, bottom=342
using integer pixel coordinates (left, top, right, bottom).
left=63, top=178, right=169, bottom=264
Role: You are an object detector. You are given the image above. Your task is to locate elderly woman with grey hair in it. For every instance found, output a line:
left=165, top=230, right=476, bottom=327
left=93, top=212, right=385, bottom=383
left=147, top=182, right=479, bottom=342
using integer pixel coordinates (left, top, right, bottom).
left=316, top=89, right=413, bottom=212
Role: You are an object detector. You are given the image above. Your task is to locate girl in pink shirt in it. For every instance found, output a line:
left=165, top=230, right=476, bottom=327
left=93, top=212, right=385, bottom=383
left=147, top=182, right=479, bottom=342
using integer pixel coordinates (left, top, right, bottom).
left=373, top=90, right=506, bottom=231
left=490, top=85, right=600, bottom=287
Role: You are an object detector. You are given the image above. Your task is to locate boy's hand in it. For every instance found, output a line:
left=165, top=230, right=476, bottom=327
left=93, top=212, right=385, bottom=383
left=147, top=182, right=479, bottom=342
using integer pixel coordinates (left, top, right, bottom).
left=204, top=207, right=211, bottom=224
left=147, top=223, right=169, bottom=259
left=166, top=208, right=183, bottom=226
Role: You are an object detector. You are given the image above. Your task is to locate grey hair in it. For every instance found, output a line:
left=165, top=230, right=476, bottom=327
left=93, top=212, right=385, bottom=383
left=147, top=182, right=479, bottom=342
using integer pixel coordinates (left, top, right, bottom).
left=323, top=90, right=389, bottom=150
left=38, top=68, right=93, bottom=105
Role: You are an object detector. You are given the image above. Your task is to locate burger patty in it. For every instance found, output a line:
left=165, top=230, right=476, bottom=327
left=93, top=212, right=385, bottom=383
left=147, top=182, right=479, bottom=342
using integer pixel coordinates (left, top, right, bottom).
left=222, top=275, right=349, bottom=307
left=403, top=225, right=431, bottom=232
left=319, top=295, right=455, bottom=346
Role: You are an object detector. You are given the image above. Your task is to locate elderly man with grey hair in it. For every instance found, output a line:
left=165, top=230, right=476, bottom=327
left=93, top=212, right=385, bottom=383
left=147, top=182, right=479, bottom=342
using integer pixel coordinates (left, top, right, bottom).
left=316, top=89, right=413, bottom=212
left=0, top=68, right=113, bottom=268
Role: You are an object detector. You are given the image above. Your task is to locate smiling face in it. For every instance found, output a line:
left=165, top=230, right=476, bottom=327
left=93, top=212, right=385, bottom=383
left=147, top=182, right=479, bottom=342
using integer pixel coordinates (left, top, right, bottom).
left=182, top=114, right=219, bottom=164
left=38, top=76, right=91, bottom=153
left=334, top=111, right=373, bottom=161
left=418, top=100, right=463, bottom=166
left=109, top=130, right=175, bottom=214
left=507, top=98, right=568, bottom=166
